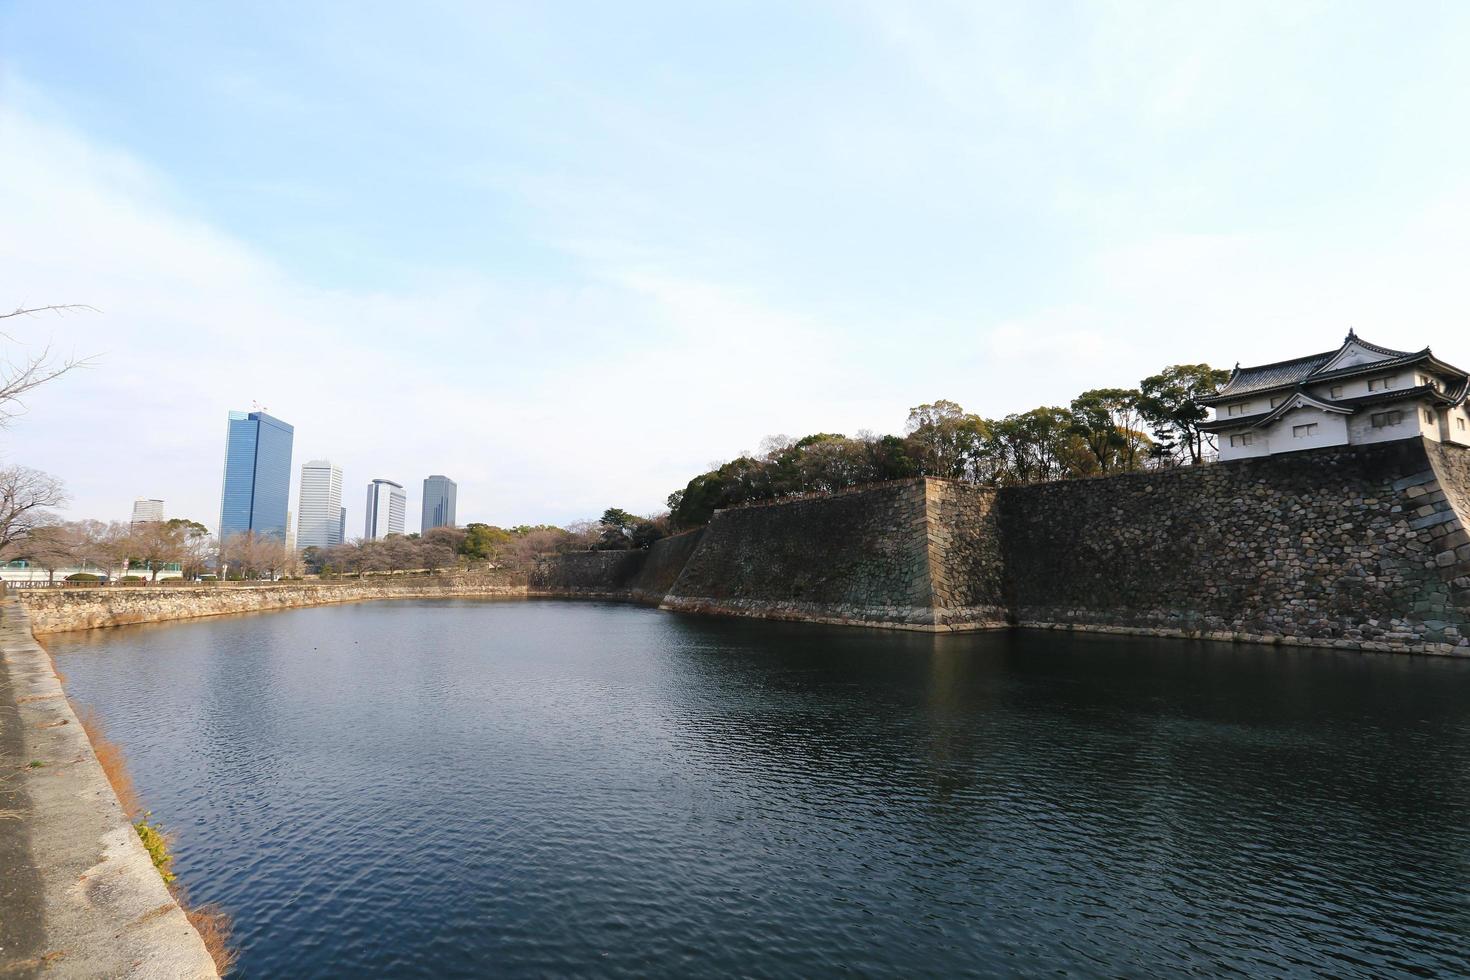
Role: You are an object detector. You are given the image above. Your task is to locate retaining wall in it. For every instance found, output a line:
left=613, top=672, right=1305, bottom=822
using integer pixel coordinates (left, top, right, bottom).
left=998, top=439, right=1470, bottom=654
left=628, top=529, right=705, bottom=603
left=20, top=574, right=528, bottom=634
left=0, top=600, right=218, bottom=976
left=661, top=479, right=1008, bottom=630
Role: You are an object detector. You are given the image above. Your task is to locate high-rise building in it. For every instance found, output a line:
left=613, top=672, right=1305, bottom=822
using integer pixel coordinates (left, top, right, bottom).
left=296, top=460, right=344, bottom=551
left=364, top=479, right=406, bottom=540
left=130, top=498, right=164, bottom=526
left=421, top=475, right=457, bottom=532
left=339, top=507, right=347, bottom=545
left=218, top=410, right=294, bottom=541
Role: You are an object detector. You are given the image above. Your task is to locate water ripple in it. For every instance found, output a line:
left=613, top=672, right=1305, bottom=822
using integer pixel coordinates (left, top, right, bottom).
left=45, top=600, right=1470, bottom=978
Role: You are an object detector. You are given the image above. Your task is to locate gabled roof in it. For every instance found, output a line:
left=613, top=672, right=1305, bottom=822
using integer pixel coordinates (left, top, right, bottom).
left=1201, top=330, right=1466, bottom=406
left=1247, top=391, right=1353, bottom=430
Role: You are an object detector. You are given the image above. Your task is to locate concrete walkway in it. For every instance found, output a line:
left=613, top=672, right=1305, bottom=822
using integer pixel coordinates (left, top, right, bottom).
left=0, top=599, right=216, bottom=978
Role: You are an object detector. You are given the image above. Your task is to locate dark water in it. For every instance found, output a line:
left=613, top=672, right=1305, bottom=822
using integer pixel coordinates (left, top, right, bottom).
left=46, top=600, right=1470, bottom=978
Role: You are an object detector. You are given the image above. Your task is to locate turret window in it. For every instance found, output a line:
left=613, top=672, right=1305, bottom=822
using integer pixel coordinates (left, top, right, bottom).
left=1229, top=433, right=1255, bottom=447
left=1292, top=423, right=1318, bottom=438
left=1371, top=411, right=1403, bottom=428
left=1329, top=385, right=1343, bottom=398
left=1425, top=409, right=1436, bottom=424
left=1368, top=376, right=1396, bottom=392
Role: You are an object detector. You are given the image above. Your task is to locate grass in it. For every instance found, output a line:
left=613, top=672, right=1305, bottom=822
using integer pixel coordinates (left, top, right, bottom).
left=76, top=705, right=237, bottom=973
left=26, top=760, right=44, bottom=769
left=133, top=815, right=175, bottom=883
left=77, top=707, right=140, bottom=817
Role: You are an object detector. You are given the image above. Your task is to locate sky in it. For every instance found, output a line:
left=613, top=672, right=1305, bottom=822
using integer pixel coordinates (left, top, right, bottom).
left=3, top=1, right=1470, bottom=532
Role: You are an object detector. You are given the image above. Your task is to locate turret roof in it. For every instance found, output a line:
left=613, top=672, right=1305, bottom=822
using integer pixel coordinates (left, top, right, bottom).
left=1201, top=331, right=1464, bottom=405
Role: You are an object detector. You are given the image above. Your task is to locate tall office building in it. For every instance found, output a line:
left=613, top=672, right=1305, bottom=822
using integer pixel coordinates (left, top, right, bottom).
left=339, top=507, right=347, bottom=545
left=421, top=475, right=457, bottom=532
left=296, top=460, right=344, bottom=551
left=130, top=498, right=164, bottom=526
left=364, top=479, right=406, bottom=540
left=218, top=410, right=294, bottom=540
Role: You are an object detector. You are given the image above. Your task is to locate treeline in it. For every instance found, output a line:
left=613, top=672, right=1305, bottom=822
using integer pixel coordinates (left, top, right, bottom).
left=668, top=363, right=1229, bottom=527
left=18, top=517, right=216, bottom=582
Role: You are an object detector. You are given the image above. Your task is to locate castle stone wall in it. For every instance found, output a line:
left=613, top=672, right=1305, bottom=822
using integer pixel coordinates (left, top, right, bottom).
left=998, top=439, right=1470, bottom=654
left=662, top=480, right=941, bottom=628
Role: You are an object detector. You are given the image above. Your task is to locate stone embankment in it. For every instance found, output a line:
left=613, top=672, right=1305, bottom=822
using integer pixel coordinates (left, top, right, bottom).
left=20, top=574, right=528, bottom=635
left=17, top=437, right=1470, bottom=653
left=1000, top=440, right=1470, bottom=655
left=0, top=599, right=217, bottom=976
left=661, top=480, right=1007, bottom=630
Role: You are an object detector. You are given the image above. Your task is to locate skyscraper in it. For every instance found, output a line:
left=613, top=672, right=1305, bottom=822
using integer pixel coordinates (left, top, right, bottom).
left=218, top=411, right=294, bottom=540
left=296, top=460, right=344, bottom=551
left=421, top=475, right=457, bottom=532
left=364, top=479, right=406, bottom=539
left=130, top=498, right=164, bottom=526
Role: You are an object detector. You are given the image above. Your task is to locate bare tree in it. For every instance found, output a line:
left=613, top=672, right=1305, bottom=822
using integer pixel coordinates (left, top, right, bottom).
left=21, top=523, right=76, bottom=584
left=0, top=466, right=67, bottom=559
left=0, top=305, right=97, bottom=427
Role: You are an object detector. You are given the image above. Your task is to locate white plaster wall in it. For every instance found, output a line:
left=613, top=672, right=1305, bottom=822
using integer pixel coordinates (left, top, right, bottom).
left=1218, top=428, right=1270, bottom=461
left=1266, top=406, right=1349, bottom=454
left=1347, top=400, right=1422, bottom=446
left=1446, top=405, right=1470, bottom=446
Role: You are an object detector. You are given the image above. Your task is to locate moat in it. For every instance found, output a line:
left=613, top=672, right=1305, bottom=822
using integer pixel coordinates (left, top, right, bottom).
left=47, top=600, right=1470, bottom=978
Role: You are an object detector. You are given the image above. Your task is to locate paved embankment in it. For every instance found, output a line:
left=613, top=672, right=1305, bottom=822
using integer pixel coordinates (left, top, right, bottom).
left=0, top=598, right=217, bottom=977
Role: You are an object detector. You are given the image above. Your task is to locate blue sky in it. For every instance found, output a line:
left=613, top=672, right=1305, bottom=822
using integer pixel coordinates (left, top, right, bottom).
left=4, top=1, right=1470, bottom=530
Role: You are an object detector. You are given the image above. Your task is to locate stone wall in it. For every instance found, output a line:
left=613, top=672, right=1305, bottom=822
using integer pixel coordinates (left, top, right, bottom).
left=924, top=480, right=1009, bottom=628
left=660, top=480, right=1008, bottom=630
left=998, top=438, right=1470, bottom=654
left=527, top=551, right=647, bottom=596
left=20, top=573, right=528, bottom=634
left=21, top=438, right=1470, bottom=653
left=628, top=529, right=704, bottom=603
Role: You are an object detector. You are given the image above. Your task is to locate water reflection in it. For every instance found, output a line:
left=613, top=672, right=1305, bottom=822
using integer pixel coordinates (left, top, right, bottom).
left=47, top=600, right=1470, bottom=978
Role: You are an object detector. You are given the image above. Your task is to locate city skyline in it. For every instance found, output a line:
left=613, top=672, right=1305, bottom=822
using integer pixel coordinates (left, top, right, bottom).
left=9, top=5, right=1470, bottom=529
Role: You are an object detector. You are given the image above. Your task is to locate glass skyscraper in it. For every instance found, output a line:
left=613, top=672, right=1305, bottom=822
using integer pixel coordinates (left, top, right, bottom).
left=421, top=474, right=457, bottom=532
left=219, top=411, right=294, bottom=540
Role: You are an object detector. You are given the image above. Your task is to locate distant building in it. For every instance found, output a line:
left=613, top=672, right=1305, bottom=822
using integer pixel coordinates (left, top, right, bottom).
left=218, top=410, right=294, bottom=540
left=364, top=479, right=406, bottom=540
left=339, top=507, right=347, bottom=545
left=1204, top=332, right=1470, bottom=461
left=421, top=475, right=457, bottom=533
left=296, top=460, right=345, bottom=551
left=130, top=498, right=164, bottom=526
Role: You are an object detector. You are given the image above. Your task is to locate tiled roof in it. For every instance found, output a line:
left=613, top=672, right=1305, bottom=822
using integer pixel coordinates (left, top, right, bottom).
left=1208, top=351, right=1336, bottom=399
left=1202, top=332, right=1460, bottom=405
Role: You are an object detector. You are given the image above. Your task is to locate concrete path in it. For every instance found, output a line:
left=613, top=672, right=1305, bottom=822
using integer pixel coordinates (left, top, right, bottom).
left=0, top=599, right=217, bottom=978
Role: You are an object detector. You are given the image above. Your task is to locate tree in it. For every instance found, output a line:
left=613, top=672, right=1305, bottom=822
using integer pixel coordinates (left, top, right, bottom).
left=129, top=521, right=188, bottom=582
left=460, top=523, right=514, bottom=562
left=0, top=305, right=96, bottom=427
left=1070, top=388, right=1151, bottom=473
left=22, top=523, right=76, bottom=584
left=904, top=401, right=990, bottom=480
left=1138, top=364, right=1231, bottom=465
left=0, top=466, right=67, bottom=559
left=167, top=521, right=215, bottom=581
